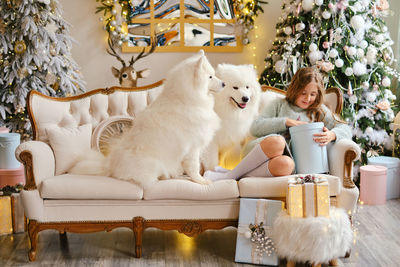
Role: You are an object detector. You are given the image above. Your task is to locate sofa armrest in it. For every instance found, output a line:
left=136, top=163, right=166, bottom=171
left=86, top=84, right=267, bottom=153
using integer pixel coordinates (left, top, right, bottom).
left=327, top=139, right=361, bottom=189
left=15, top=141, right=55, bottom=190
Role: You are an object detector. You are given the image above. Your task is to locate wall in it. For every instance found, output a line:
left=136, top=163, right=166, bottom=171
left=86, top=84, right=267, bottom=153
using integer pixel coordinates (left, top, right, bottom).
left=60, top=0, right=282, bottom=90
left=61, top=1, right=399, bottom=92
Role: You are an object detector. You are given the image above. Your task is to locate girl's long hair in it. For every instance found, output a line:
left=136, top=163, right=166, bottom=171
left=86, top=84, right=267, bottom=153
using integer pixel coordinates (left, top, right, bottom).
left=285, top=67, right=325, bottom=122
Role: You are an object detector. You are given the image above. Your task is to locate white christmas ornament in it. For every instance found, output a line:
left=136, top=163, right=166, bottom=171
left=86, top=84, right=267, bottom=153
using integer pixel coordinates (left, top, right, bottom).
left=296, top=23, right=305, bottom=31
left=353, top=61, right=367, bottom=76
left=354, top=2, right=363, bottom=12
left=284, top=27, right=292, bottom=35
left=322, top=11, right=331, bottom=19
left=329, top=49, right=338, bottom=58
left=350, top=15, right=365, bottom=30
left=347, top=47, right=356, bottom=57
left=275, top=60, right=287, bottom=74
left=302, top=0, right=314, bottom=12
left=360, top=40, right=368, bottom=49
left=382, top=77, right=391, bottom=87
left=349, top=95, right=358, bottom=104
left=345, top=67, right=354, bottom=76
left=362, top=81, right=369, bottom=90
left=357, top=48, right=365, bottom=58
left=315, top=0, right=323, bottom=6
left=309, top=43, right=318, bottom=52
left=335, top=58, right=344, bottom=68
left=365, top=127, right=374, bottom=135
left=308, top=51, right=322, bottom=64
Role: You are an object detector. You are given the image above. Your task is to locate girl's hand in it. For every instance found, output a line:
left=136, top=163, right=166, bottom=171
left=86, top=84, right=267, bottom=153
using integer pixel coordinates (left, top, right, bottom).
left=286, top=118, right=308, bottom=127
left=313, top=127, right=336, bottom=146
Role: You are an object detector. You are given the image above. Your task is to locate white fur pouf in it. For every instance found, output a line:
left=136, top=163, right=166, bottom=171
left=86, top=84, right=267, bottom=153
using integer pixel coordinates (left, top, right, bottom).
left=271, top=208, right=353, bottom=264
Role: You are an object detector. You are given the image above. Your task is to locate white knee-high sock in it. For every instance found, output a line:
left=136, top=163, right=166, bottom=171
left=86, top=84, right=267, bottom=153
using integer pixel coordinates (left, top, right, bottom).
left=204, top=144, right=269, bottom=181
left=243, top=161, right=273, bottom=177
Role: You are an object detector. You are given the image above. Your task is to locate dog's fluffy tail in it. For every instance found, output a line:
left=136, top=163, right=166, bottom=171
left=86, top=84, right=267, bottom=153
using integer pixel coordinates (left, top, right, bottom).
left=69, top=149, right=110, bottom=176
left=109, top=155, right=164, bottom=189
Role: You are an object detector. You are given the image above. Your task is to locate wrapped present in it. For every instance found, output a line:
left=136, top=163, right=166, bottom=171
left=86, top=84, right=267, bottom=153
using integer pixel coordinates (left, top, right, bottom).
left=0, top=195, right=13, bottom=235
left=11, top=193, right=25, bottom=233
left=286, top=175, right=330, bottom=218
left=0, top=185, right=26, bottom=234
left=368, top=156, right=400, bottom=200
left=235, top=198, right=283, bottom=266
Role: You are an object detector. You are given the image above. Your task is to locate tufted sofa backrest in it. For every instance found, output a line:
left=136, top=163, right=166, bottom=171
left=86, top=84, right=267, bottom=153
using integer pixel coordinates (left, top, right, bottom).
left=28, top=81, right=164, bottom=143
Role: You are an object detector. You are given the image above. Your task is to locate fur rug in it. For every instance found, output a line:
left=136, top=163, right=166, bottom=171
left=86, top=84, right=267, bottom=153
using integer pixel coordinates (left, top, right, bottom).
left=271, top=208, right=353, bottom=264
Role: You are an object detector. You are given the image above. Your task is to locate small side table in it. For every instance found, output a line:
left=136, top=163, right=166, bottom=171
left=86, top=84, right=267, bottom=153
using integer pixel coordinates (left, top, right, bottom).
left=271, top=208, right=352, bottom=267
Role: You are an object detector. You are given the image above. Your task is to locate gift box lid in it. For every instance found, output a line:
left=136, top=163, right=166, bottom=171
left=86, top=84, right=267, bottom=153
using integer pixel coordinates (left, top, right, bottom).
left=0, top=133, right=20, bottom=142
left=289, top=122, right=324, bottom=135
left=0, top=127, right=9, bottom=133
left=360, top=165, right=387, bottom=175
left=0, top=165, right=24, bottom=175
left=368, top=156, right=400, bottom=169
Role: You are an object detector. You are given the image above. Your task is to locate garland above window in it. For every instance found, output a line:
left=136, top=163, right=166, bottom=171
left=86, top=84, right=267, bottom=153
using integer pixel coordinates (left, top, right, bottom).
left=95, top=0, right=267, bottom=51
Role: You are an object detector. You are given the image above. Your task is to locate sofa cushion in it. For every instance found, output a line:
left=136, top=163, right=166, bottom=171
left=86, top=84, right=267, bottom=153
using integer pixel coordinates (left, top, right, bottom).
left=238, top=174, right=341, bottom=198
left=40, top=174, right=143, bottom=200
left=46, top=124, right=92, bottom=175
left=144, top=178, right=239, bottom=200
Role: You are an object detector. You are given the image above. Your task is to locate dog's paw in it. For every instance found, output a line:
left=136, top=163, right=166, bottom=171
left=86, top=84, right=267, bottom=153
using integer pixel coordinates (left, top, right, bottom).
left=191, top=176, right=212, bottom=185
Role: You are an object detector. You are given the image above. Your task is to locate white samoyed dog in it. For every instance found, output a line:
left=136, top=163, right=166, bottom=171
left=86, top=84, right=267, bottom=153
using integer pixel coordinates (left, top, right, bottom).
left=70, top=50, right=224, bottom=187
left=201, top=64, right=261, bottom=171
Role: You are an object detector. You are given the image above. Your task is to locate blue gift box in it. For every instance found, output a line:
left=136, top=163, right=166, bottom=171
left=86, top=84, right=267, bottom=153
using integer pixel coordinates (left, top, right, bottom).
left=235, top=198, right=283, bottom=266
left=368, top=156, right=400, bottom=199
left=0, top=133, right=20, bottom=169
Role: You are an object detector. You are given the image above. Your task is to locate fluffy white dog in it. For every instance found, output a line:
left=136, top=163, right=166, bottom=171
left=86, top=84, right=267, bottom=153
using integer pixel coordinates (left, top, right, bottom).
left=201, top=64, right=261, bottom=171
left=70, top=51, right=224, bottom=187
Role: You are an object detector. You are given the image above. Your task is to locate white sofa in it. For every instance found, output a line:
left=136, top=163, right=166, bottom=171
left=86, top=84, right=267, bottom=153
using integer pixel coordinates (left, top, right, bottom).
left=16, top=81, right=360, bottom=261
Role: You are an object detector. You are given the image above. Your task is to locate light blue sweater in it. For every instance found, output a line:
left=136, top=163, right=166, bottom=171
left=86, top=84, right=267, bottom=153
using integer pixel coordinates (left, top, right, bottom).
left=244, top=97, right=352, bottom=155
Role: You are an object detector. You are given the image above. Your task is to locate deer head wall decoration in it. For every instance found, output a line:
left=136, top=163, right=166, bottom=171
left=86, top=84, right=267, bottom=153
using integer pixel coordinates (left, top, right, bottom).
left=107, top=38, right=156, bottom=87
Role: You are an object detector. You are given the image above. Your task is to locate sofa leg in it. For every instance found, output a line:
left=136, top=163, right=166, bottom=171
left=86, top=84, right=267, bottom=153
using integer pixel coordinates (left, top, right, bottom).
left=133, top=216, right=145, bottom=258
left=329, top=259, right=339, bottom=266
left=287, top=260, right=295, bottom=267
left=27, top=220, right=39, bottom=261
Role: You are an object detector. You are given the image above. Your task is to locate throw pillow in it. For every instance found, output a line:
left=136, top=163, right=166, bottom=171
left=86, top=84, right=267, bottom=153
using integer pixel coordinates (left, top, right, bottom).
left=46, top=124, right=92, bottom=175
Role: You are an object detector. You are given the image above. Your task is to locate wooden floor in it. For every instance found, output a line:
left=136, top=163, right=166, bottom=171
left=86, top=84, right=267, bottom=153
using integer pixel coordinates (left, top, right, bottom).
left=1, top=200, right=400, bottom=267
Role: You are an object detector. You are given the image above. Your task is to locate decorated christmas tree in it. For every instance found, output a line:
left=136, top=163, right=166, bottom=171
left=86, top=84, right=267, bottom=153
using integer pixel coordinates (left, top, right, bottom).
left=0, top=0, right=85, bottom=139
left=259, top=0, right=398, bottom=177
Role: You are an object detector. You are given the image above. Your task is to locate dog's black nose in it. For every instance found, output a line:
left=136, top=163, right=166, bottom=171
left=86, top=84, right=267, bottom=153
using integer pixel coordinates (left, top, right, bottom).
left=222, top=82, right=225, bottom=87
left=242, top=96, right=249, bottom=102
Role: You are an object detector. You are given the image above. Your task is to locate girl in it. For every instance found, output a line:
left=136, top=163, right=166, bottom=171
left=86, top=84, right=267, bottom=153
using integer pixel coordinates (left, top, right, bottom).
left=204, top=67, right=352, bottom=181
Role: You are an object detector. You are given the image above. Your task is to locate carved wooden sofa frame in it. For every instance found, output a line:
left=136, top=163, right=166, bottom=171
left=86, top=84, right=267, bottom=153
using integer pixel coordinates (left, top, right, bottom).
left=17, top=82, right=360, bottom=261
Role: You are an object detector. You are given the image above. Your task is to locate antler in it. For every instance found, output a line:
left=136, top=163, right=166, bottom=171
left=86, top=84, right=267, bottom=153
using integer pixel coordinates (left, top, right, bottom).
left=106, top=36, right=126, bottom=68
left=128, top=38, right=157, bottom=67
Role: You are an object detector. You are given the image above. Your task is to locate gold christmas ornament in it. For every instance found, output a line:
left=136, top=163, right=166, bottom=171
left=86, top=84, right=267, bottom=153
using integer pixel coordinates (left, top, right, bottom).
left=50, top=44, right=57, bottom=56
left=45, top=72, right=57, bottom=85
left=15, top=105, right=25, bottom=114
left=14, top=40, right=27, bottom=54
left=17, top=67, right=29, bottom=79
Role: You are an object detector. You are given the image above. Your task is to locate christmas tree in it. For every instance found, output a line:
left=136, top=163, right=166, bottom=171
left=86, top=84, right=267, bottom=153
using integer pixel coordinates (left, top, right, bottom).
left=0, top=0, right=85, bottom=139
left=259, top=0, right=398, bottom=177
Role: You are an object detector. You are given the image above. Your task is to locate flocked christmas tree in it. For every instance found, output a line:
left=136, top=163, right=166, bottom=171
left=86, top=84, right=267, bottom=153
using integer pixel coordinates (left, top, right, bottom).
left=259, top=0, right=398, bottom=177
left=0, top=0, right=85, bottom=139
